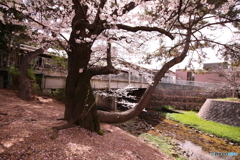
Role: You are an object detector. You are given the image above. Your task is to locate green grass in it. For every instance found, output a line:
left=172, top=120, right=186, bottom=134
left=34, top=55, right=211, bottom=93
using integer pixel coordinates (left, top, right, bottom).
left=139, top=133, right=187, bottom=160
left=166, top=111, right=240, bottom=143
left=215, top=97, right=240, bottom=103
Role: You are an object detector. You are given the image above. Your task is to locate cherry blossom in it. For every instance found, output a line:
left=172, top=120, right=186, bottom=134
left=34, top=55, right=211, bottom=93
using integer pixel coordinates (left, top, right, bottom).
left=1, top=0, right=239, bottom=127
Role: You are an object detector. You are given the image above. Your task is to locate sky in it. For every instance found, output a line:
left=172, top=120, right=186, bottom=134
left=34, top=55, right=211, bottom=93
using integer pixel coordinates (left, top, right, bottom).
left=137, top=23, right=239, bottom=72
left=54, top=7, right=238, bottom=73
left=54, top=28, right=236, bottom=73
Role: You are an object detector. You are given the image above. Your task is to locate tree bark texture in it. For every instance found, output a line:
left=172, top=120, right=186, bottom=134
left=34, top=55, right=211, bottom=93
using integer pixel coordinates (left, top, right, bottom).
left=64, top=43, right=102, bottom=133
left=64, top=0, right=190, bottom=131
left=63, top=0, right=105, bottom=133
left=18, top=48, right=44, bottom=101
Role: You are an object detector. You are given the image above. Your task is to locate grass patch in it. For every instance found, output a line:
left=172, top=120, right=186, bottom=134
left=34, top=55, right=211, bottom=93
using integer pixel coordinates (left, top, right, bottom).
left=166, top=111, right=240, bottom=143
left=139, top=133, right=187, bottom=160
left=215, top=97, right=240, bottom=103
left=151, top=105, right=174, bottom=111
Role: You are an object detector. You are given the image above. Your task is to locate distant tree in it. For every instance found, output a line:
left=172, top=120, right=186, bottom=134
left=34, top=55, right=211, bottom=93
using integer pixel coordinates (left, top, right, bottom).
left=211, top=64, right=240, bottom=98
left=0, top=10, right=30, bottom=67
left=17, top=48, right=44, bottom=100
left=1, top=0, right=239, bottom=134
left=0, top=5, right=45, bottom=100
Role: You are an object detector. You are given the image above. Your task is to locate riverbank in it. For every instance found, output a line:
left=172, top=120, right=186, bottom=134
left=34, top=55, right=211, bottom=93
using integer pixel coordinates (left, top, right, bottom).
left=167, top=111, right=240, bottom=143
left=115, top=109, right=240, bottom=160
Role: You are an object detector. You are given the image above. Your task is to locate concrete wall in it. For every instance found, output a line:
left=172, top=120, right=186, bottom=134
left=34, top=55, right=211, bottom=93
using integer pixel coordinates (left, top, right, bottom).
left=44, top=77, right=65, bottom=89
left=150, top=83, right=234, bottom=111
left=95, top=95, right=117, bottom=111
left=156, top=83, right=202, bottom=91
left=41, top=76, right=66, bottom=95
left=198, top=99, right=240, bottom=127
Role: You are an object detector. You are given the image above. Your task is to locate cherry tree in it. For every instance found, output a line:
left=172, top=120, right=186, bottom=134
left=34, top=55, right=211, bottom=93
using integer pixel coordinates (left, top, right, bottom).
left=1, top=0, right=239, bottom=134
left=1, top=0, right=73, bottom=100
left=209, top=64, right=240, bottom=98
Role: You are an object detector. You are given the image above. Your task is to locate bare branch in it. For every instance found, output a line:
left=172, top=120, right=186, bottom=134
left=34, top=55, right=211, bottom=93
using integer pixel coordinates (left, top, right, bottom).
left=106, top=43, right=113, bottom=68
left=116, top=24, right=174, bottom=40
left=115, top=0, right=149, bottom=15
left=93, top=0, right=107, bottom=25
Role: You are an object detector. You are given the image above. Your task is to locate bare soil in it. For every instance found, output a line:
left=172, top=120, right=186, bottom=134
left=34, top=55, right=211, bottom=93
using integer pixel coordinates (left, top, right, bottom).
left=0, top=89, right=173, bottom=160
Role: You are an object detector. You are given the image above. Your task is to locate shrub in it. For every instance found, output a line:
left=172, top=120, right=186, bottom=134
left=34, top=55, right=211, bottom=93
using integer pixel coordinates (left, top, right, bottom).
left=8, top=66, right=20, bottom=89
left=52, top=88, right=65, bottom=102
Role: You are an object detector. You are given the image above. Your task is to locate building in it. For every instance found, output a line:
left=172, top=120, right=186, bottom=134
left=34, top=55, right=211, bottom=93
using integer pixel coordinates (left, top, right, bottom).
left=159, top=70, right=176, bottom=83
left=0, top=44, right=67, bottom=94
left=175, top=62, right=240, bottom=89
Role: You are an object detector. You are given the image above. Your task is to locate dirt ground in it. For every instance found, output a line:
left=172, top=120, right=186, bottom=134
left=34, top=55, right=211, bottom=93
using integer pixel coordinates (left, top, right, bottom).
left=0, top=89, right=173, bottom=160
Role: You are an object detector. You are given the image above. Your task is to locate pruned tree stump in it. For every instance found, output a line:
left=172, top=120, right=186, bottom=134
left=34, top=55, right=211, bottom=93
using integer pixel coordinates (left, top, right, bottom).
left=198, top=99, right=240, bottom=127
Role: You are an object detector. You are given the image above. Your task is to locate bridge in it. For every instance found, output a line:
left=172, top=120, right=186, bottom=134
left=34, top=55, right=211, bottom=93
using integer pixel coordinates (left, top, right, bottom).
left=1, top=44, right=220, bottom=92
left=37, top=69, right=151, bottom=94
left=91, top=71, right=151, bottom=89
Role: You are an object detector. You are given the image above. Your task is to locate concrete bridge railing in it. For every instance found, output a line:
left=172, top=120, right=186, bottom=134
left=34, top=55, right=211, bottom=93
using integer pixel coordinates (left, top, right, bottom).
left=91, top=72, right=150, bottom=89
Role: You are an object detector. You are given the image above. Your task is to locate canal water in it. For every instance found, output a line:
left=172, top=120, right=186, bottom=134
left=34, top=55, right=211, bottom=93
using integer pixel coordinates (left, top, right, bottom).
left=146, top=111, right=240, bottom=160
left=121, top=110, right=240, bottom=160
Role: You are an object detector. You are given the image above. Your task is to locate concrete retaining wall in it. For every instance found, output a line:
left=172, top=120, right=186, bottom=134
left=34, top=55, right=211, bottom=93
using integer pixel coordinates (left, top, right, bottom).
left=95, top=95, right=117, bottom=111
left=198, top=99, right=240, bottom=127
left=157, top=83, right=202, bottom=91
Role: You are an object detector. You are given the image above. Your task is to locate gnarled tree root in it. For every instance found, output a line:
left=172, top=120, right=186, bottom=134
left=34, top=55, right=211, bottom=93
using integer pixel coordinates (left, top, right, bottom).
left=51, top=122, right=76, bottom=139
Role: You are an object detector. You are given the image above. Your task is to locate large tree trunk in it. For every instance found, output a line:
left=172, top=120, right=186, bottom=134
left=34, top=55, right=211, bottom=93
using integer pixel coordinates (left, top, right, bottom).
left=63, top=0, right=189, bottom=132
left=18, top=48, right=44, bottom=100
left=63, top=0, right=104, bottom=133
left=64, top=73, right=101, bottom=132
left=64, top=44, right=101, bottom=133
left=236, top=90, right=240, bottom=99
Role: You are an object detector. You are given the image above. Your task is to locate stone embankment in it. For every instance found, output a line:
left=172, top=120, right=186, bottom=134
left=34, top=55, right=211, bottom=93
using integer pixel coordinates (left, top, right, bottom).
left=149, top=85, right=234, bottom=111
left=198, top=99, right=240, bottom=127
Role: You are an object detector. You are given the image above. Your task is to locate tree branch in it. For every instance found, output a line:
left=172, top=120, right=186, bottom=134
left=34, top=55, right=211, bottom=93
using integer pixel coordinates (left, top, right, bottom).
left=116, top=24, right=174, bottom=40
left=93, top=0, right=107, bottom=26
left=26, top=48, right=45, bottom=61
left=98, top=29, right=192, bottom=123
left=121, top=0, right=152, bottom=15
left=107, top=43, right=113, bottom=68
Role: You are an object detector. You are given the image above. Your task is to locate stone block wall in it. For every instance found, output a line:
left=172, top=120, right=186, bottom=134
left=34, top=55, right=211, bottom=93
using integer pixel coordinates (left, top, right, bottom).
left=148, top=84, right=234, bottom=111
left=198, top=99, right=240, bottom=127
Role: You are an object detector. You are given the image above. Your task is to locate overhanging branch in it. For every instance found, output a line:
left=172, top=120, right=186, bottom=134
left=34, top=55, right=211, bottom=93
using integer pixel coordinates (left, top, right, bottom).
left=98, top=29, right=192, bottom=123
left=116, top=24, right=174, bottom=40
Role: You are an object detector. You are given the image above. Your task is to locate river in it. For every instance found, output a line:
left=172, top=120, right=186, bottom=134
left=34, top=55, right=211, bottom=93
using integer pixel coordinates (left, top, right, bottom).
left=116, top=109, right=240, bottom=160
